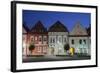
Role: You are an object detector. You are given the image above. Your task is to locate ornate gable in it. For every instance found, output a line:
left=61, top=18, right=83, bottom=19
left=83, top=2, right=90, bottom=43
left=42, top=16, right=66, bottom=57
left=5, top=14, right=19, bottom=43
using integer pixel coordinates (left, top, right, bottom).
left=70, top=22, right=88, bottom=36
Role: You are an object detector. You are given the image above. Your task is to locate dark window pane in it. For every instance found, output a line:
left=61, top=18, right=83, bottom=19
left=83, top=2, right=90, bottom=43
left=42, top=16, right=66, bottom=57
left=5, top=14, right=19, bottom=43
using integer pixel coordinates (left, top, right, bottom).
left=72, top=39, right=74, bottom=44
left=39, top=37, right=42, bottom=41
left=50, top=38, right=52, bottom=43
left=64, top=38, right=66, bottom=43
left=83, top=39, right=86, bottom=44
left=79, top=39, right=82, bottom=44
left=43, top=36, right=47, bottom=41
left=53, top=38, right=55, bottom=43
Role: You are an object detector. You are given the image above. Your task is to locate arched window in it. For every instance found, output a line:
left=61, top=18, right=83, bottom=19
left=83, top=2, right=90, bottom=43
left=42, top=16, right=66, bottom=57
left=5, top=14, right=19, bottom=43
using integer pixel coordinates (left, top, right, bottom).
left=72, top=39, right=74, bottom=44
left=79, top=39, right=82, bottom=44
left=83, top=39, right=86, bottom=44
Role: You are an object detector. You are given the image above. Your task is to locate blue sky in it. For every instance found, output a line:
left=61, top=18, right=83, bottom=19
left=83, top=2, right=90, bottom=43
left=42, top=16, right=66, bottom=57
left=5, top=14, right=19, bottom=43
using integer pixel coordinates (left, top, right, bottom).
left=23, top=10, right=91, bottom=31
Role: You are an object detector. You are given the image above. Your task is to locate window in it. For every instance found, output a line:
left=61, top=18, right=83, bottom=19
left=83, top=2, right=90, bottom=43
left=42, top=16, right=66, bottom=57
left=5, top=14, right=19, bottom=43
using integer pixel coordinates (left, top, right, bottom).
left=83, top=39, right=86, bottom=44
left=43, top=47, right=47, bottom=53
left=64, top=38, right=66, bottom=42
left=39, top=36, right=42, bottom=41
left=79, top=48, right=82, bottom=53
left=39, top=38, right=42, bottom=41
left=53, top=38, right=55, bottom=43
left=44, top=38, right=46, bottom=41
left=72, top=39, right=74, bottom=44
left=35, top=36, right=37, bottom=41
left=64, top=38, right=67, bottom=43
left=50, top=38, right=52, bottom=43
left=30, top=37, right=34, bottom=42
left=43, top=36, right=47, bottom=41
left=79, top=39, right=82, bottom=44
left=37, top=47, right=41, bottom=53
left=59, top=37, right=61, bottom=42
left=31, top=38, right=33, bottom=42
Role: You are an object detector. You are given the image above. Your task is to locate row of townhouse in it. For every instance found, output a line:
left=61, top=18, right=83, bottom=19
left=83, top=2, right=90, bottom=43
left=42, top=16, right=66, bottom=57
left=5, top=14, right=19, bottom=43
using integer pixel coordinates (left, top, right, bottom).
left=22, top=21, right=91, bottom=56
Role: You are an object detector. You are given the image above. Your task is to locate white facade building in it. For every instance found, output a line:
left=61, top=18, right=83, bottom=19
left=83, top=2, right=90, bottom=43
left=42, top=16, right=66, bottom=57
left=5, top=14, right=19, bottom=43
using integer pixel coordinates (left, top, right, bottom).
left=69, top=22, right=91, bottom=55
left=48, top=21, right=69, bottom=55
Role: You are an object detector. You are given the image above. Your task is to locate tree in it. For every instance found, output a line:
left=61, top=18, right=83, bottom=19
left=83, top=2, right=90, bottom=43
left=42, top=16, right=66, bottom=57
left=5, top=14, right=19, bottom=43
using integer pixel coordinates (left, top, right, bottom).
left=64, top=43, right=70, bottom=52
left=29, top=44, right=35, bottom=55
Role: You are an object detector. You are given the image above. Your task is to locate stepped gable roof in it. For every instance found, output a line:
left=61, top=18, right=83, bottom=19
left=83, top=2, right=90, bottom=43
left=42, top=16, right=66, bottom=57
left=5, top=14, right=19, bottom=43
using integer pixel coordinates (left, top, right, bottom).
left=31, top=21, right=47, bottom=34
left=23, top=24, right=30, bottom=33
left=69, top=22, right=88, bottom=36
left=48, top=21, right=68, bottom=32
left=87, top=26, right=91, bottom=36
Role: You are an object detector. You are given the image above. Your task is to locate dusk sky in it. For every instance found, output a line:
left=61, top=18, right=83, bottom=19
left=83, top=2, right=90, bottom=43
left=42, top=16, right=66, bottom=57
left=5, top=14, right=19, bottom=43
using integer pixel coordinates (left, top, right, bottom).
left=23, top=10, right=91, bottom=31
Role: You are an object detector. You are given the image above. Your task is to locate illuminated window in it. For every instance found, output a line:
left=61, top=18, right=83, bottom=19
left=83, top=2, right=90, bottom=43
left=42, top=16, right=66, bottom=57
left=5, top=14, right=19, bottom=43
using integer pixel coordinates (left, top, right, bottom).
left=30, top=36, right=34, bottom=42
left=37, top=47, right=41, bottom=53
left=35, top=36, right=37, bottom=41
left=43, top=36, right=47, bottom=41
left=43, top=47, right=46, bottom=53
left=39, top=36, right=42, bottom=41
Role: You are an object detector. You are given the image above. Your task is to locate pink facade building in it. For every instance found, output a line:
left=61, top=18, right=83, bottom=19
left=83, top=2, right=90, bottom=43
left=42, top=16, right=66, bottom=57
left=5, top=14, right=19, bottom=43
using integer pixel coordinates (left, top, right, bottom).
left=23, top=21, right=48, bottom=56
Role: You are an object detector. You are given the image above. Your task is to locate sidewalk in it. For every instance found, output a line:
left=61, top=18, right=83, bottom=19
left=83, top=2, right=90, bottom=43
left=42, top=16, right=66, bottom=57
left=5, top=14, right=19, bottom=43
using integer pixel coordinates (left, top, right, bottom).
left=23, top=55, right=90, bottom=63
